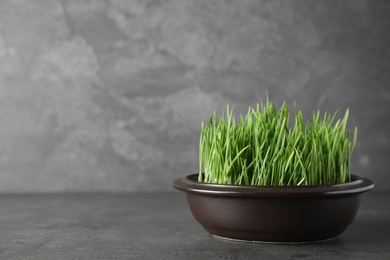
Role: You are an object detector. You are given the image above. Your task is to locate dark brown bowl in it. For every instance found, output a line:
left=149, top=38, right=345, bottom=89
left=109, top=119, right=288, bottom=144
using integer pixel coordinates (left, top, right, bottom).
left=173, top=174, right=374, bottom=243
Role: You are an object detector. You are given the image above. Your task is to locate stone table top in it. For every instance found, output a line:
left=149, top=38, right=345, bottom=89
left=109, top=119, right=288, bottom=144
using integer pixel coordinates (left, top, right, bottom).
left=0, top=191, right=389, bottom=259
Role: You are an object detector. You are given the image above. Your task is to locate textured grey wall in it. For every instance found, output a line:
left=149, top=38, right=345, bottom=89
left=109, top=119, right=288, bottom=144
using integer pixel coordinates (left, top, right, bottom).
left=0, top=0, right=389, bottom=192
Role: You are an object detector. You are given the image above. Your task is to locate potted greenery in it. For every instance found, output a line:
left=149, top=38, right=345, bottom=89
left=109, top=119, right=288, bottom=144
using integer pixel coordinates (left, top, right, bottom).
left=174, top=98, right=374, bottom=243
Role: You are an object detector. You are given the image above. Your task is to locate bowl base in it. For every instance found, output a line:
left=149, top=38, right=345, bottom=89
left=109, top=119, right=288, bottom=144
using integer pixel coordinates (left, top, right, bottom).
left=212, top=235, right=336, bottom=245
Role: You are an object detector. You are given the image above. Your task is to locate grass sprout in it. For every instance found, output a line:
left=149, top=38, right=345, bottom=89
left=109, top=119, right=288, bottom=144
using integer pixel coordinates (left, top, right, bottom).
left=199, top=99, right=357, bottom=186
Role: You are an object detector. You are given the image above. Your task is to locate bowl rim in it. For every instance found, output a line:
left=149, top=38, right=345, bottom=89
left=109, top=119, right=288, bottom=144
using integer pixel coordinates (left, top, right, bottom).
left=173, top=174, right=374, bottom=198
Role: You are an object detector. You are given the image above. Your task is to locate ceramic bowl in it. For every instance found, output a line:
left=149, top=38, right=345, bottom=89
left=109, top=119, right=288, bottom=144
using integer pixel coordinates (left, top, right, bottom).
left=174, top=174, right=374, bottom=243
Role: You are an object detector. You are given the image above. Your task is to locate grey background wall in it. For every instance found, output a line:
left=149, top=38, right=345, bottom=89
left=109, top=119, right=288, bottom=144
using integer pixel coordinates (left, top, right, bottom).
left=0, top=0, right=389, bottom=192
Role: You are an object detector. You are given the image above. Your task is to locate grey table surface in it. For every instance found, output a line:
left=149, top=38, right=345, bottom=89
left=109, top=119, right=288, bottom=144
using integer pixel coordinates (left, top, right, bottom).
left=0, top=191, right=389, bottom=260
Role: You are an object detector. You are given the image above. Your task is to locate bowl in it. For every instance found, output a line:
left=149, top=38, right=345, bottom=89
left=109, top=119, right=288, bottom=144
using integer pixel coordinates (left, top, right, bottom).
left=174, top=174, right=374, bottom=243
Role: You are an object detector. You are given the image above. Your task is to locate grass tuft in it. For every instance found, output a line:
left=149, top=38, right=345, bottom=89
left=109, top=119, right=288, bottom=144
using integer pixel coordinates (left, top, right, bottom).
left=199, top=99, right=357, bottom=186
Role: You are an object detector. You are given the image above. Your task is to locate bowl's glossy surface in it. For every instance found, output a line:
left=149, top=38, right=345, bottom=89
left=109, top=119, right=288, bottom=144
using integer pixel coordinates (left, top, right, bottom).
left=174, top=174, right=374, bottom=243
